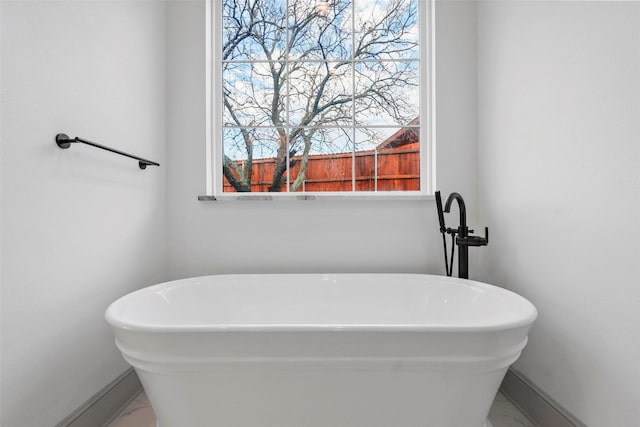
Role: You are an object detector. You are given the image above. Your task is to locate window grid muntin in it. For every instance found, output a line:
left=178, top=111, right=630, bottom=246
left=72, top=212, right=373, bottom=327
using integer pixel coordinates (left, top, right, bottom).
left=285, top=0, right=291, bottom=191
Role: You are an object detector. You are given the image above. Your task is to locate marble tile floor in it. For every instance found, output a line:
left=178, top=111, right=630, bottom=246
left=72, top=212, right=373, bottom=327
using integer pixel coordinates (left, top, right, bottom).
left=109, top=391, right=533, bottom=427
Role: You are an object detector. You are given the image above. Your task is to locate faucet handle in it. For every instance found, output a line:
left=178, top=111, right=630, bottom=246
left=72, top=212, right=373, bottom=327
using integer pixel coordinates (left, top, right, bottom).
left=479, top=227, right=488, bottom=244
left=456, top=227, right=489, bottom=247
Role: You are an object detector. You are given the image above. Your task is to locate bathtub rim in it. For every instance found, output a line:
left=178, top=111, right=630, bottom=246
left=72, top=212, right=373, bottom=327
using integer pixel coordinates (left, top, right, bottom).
left=105, top=273, right=538, bottom=334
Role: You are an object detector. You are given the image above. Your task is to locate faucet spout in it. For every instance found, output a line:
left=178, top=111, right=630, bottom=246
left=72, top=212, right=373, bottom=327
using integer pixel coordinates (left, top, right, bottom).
left=444, top=192, right=467, bottom=229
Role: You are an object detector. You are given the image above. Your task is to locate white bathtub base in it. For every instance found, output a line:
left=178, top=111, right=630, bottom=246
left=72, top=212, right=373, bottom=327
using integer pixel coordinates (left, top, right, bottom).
left=137, top=362, right=507, bottom=427
left=159, top=423, right=492, bottom=427
left=157, top=421, right=493, bottom=427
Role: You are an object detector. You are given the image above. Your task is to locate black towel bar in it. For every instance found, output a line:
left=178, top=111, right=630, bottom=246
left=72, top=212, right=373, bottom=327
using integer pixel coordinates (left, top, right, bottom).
left=55, top=133, right=160, bottom=169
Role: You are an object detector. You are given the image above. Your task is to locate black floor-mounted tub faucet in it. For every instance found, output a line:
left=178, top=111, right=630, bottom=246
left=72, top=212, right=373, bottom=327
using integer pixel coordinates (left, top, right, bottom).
left=435, top=191, right=489, bottom=279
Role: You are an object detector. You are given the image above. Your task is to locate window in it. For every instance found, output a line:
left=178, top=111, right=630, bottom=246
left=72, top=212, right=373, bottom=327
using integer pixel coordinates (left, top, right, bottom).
left=207, top=0, right=432, bottom=197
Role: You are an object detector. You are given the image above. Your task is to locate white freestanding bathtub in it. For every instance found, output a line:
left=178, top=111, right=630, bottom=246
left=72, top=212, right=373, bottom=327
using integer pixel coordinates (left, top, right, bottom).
left=106, top=274, right=536, bottom=427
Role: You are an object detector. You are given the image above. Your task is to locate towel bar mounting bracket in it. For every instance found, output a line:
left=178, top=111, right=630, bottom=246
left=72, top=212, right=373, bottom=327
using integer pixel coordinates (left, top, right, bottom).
left=55, top=133, right=73, bottom=149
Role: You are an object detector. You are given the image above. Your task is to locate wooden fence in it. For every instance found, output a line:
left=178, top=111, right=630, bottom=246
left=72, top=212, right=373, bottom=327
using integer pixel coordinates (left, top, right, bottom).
left=223, top=142, right=420, bottom=192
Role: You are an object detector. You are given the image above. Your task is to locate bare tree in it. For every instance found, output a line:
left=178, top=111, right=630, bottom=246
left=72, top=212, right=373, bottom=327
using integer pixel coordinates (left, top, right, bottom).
left=222, top=0, right=418, bottom=192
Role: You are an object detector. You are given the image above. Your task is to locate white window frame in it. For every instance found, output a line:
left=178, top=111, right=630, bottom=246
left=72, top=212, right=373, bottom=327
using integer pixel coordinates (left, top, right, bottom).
left=204, top=0, right=435, bottom=200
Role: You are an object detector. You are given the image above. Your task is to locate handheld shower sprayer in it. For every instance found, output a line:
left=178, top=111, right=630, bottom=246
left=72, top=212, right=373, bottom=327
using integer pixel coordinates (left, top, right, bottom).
left=435, top=191, right=453, bottom=277
left=435, top=191, right=446, bottom=234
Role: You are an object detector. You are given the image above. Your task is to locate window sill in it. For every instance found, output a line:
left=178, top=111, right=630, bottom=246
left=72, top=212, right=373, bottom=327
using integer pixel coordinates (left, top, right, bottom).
left=198, top=193, right=434, bottom=202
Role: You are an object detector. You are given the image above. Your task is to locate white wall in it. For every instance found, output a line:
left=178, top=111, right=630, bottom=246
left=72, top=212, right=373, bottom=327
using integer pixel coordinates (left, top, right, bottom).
left=477, top=2, right=640, bottom=425
left=0, top=1, right=166, bottom=426
left=166, top=0, right=479, bottom=280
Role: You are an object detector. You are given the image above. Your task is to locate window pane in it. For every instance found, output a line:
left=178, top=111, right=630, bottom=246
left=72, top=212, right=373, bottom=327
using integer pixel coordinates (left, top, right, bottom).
left=222, top=127, right=286, bottom=193
left=223, top=0, right=287, bottom=61
left=354, top=60, right=418, bottom=126
left=355, top=127, right=420, bottom=191
left=289, top=127, right=353, bottom=192
left=353, top=0, right=419, bottom=60
left=216, top=0, right=425, bottom=195
left=287, top=0, right=353, bottom=61
left=287, top=61, right=353, bottom=128
left=223, top=62, right=286, bottom=127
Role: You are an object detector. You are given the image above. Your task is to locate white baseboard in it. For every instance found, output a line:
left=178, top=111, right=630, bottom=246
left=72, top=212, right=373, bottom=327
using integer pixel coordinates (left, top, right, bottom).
left=55, top=368, right=142, bottom=427
left=500, top=369, right=587, bottom=427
